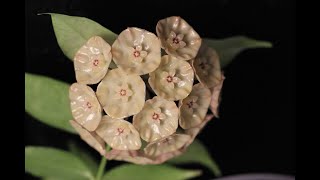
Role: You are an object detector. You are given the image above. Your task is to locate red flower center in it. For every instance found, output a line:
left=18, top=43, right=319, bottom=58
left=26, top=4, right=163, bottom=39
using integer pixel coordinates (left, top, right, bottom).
left=133, top=51, right=140, bottom=58
left=86, top=102, right=92, bottom=108
left=117, top=128, right=124, bottom=135
left=166, top=76, right=173, bottom=83
left=93, top=59, right=99, bottom=66
left=199, top=62, right=206, bottom=70
left=120, top=89, right=127, bottom=96
left=173, top=37, right=180, bottom=44
left=187, top=101, right=194, bottom=108
left=152, top=112, right=159, bottom=120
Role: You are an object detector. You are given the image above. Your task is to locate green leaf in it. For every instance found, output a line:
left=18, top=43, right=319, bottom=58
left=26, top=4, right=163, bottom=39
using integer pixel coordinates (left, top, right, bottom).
left=204, top=36, right=272, bottom=68
left=167, top=139, right=222, bottom=177
left=25, top=73, right=75, bottom=133
left=68, top=141, right=99, bottom=175
left=42, top=177, right=62, bottom=180
left=46, top=13, right=117, bottom=60
left=102, top=164, right=202, bottom=180
left=25, top=146, right=94, bottom=180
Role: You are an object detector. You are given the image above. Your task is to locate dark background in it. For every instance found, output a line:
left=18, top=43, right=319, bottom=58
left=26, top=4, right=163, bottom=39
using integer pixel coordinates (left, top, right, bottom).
left=25, top=0, right=296, bottom=179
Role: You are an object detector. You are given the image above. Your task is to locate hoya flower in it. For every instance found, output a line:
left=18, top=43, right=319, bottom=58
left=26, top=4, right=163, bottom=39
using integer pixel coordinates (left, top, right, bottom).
left=69, top=83, right=102, bottom=131
left=96, top=68, right=145, bottom=118
left=133, top=96, right=179, bottom=142
left=192, top=43, right=222, bottom=88
left=210, top=75, right=225, bottom=117
left=74, top=36, right=112, bottom=85
left=144, top=134, right=191, bottom=159
left=112, top=27, right=161, bottom=75
left=156, top=16, right=202, bottom=60
left=179, top=83, right=212, bottom=129
left=95, top=115, right=141, bottom=150
left=149, top=55, right=194, bottom=101
left=185, top=114, right=215, bottom=146
left=69, top=120, right=106, bottom=155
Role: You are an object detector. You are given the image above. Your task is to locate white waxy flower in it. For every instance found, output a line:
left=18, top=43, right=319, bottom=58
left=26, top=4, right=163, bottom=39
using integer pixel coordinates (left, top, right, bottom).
left=144, top=134, right=191, bottom=158
left=112, top=27, right=161, bottom=75
left=69, top=83, right=102, bottom=131
left=192, top=43, right=222, bottom=88
left=74, top=36, right=112, bottom=85
left=96, top=68, right=145, bottom=118
left=179, top=83, right=211, bottom=129
left=133, top=96, right=179, bottom=142
left=69, top=120, right=105, bottom=155
left=149, top=55, right=194, bottom=101
left=105, top=149, right=154, bottom=165
left=156, top=16, right=202, bottom=60
left=210, top=75, right=225, bottom=118
left=185, top=114, right=215, bottom=146
left=95, top=115, right=141, bottom=150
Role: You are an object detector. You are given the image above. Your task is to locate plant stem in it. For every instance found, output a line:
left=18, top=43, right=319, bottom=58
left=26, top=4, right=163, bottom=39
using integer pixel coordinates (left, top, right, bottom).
left=95, top=145, right=111, bottom=180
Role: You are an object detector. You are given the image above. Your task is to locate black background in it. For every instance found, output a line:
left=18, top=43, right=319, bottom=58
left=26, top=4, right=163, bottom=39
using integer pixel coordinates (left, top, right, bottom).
left=25, top=0, right=296, bottom=179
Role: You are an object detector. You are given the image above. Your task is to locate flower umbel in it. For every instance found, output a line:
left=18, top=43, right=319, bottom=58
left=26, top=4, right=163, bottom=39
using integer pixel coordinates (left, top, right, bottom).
left=68, top=16, right=224, bottom=165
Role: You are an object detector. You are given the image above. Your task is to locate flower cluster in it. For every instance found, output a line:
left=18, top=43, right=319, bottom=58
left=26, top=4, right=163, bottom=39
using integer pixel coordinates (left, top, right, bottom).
left=69, top=16, right=224, bottom=164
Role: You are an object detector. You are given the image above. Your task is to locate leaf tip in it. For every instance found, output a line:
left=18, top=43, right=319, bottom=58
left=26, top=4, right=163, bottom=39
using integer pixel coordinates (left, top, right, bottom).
left=186, top=169, right=203, bottom=179
left=37, top=12, right=51, bottom=16
left=258, top=41, right=273, bottom=48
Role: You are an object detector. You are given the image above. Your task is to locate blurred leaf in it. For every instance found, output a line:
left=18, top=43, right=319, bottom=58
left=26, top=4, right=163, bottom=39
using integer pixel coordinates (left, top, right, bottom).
left=42, top=178, right=62, bottom=180
left=102, top=164, right=201, bottom=180
left=204, top=36, right=272, bottom=68
left=167, top=139, right=222, bottom=177
left=25, top=146, right=94, bottom=180
left=68, top=141, right=99, bottom=175
left=25, top=73, right=75, bottom=133
left=46, top=13, right=117, bottom=60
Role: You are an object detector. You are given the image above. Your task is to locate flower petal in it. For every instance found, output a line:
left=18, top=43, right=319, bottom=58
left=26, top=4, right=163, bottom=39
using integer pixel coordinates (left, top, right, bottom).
left=114, top=93, right=122, bottom=100
left=136, top=45, right=142, bottom=51
left=173, top=77, right=180, bottom=83
left=192, top=102, right=199, bottom=109
left=159, top=113, right=167, bottom=120
left=166, top=82, right=175, bottom=89
left=121, top=95, right=129, bottom=103
left=169, top=31, right=176, bottom=38
left=126, top=89, right=133, bottom=96
left=121, top=83, right=129, bottom=90
left=154, top=107, right=162, bottom=114
left=169, top=69, right=176, bottom=76
left=140, top=51, right=148, bottom=58
left=179, top=41, right=186, bottom=48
